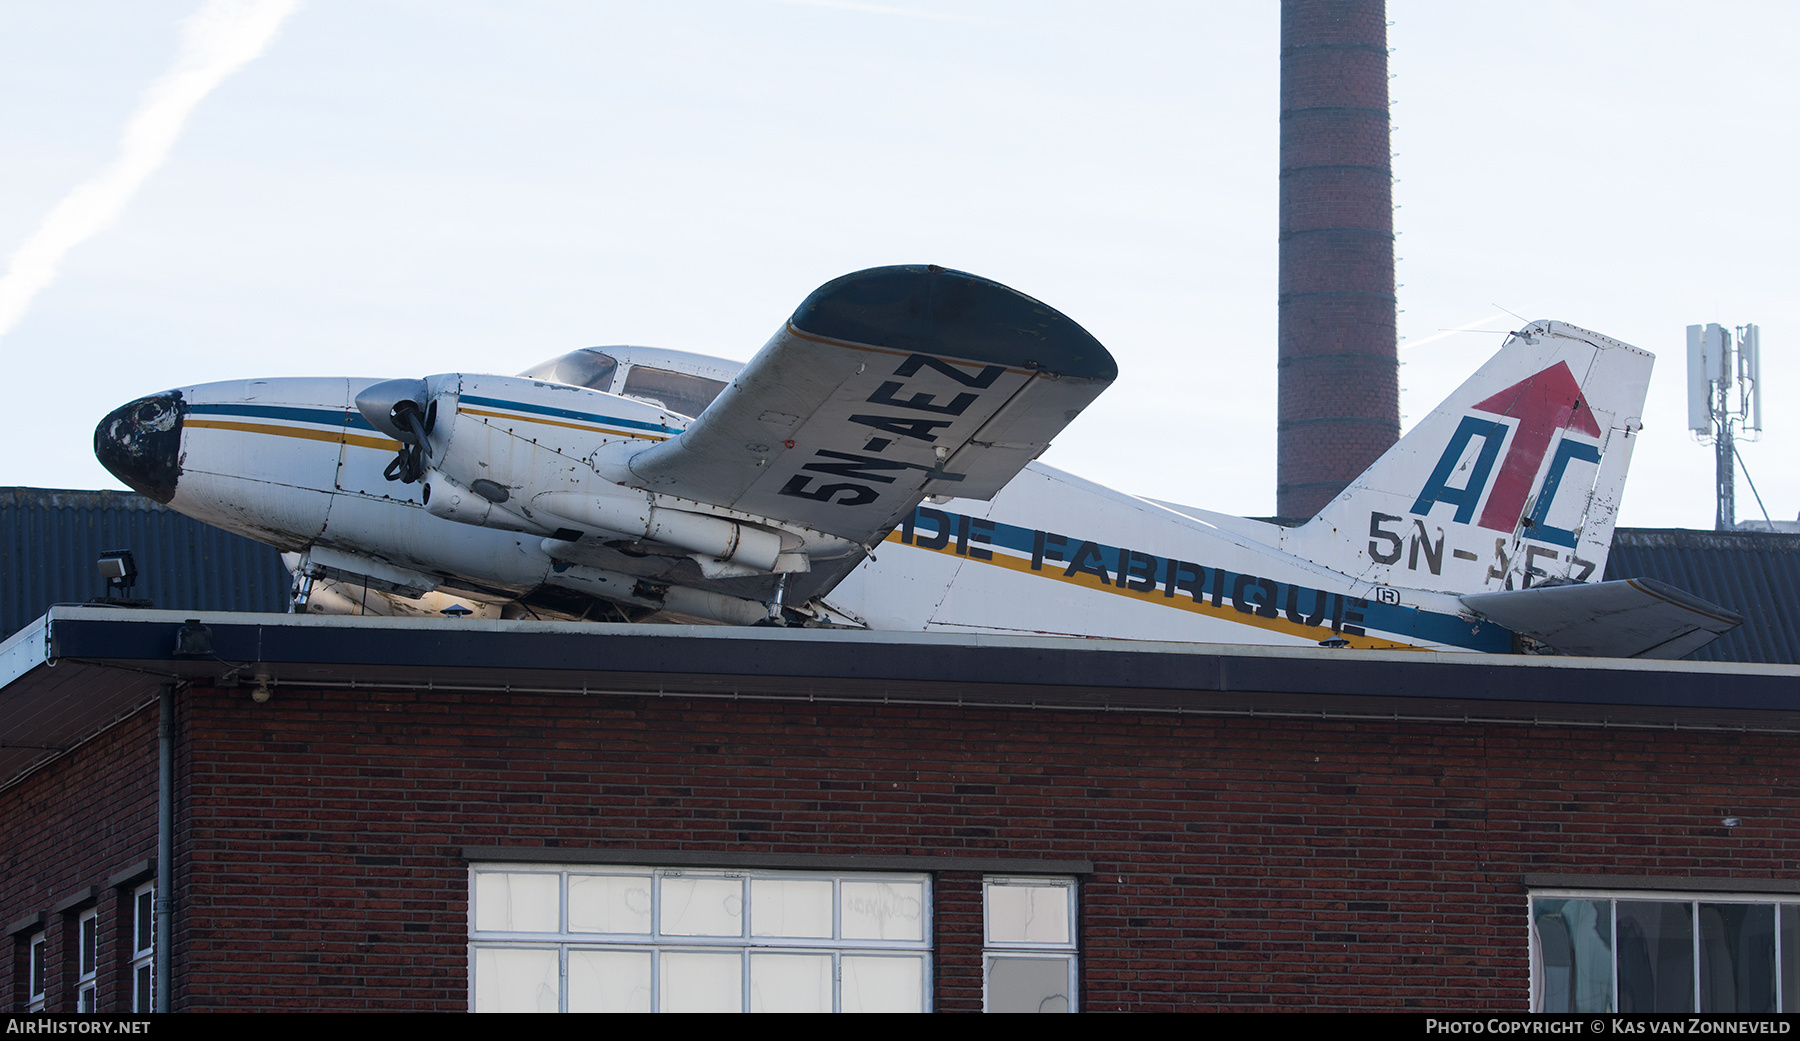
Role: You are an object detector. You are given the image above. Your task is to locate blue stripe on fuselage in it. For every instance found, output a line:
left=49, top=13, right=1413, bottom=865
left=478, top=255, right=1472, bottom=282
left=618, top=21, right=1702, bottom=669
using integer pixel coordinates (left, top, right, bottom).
left=187, top=402, right=377, bottom=431
left=899, top=505, right=1515, bottom=653
left=461, top=394, right=681, bottom=435
left=190, top=397, right=684, bottom=437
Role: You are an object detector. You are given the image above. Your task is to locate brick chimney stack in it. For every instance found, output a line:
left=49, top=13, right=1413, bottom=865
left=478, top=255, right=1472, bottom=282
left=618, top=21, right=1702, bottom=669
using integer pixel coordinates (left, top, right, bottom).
left=1277, top=0, right=1398, bottom=521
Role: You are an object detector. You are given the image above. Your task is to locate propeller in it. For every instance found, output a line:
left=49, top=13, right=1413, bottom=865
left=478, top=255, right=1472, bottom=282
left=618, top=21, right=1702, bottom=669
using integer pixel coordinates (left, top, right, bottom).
left=354, top=379, right=436, bottom=484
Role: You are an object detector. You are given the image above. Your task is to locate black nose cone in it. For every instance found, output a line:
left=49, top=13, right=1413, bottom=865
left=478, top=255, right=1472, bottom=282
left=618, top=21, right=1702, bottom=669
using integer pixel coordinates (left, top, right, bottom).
left=95, top=392, right=185, bottom=504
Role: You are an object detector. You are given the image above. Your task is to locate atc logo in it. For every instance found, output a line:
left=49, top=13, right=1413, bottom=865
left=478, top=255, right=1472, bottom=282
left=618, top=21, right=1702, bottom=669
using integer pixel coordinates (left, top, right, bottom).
left=1409, top=362, right=1602, bottom=548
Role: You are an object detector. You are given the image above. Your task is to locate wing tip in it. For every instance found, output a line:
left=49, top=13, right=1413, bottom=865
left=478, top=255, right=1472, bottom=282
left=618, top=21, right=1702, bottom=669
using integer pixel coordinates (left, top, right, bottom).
left=790, top=265, right=1119, bottom=382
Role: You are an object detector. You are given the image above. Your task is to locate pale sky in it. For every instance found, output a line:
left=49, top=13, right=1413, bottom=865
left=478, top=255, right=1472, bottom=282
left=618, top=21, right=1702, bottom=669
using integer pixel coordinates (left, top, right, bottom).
left=2, top=1, right=1794, bottom=529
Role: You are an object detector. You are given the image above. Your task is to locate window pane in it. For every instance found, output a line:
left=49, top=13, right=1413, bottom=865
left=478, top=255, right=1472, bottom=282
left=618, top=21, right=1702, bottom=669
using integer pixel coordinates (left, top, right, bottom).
left=519, top=350, right=618, bottom=392
left=1534, top=898, right=1614, bottom=1013
left=841, top=955, right=925, bottom=1013
left=1615, top=900, right=1693, bottom=1013
left=751, top=879, right=834, bottom=939
left=569, top=874, right=652, bottom=935
left=474, top=948, right=559, bottom=1013
left=749, top=953, right=833, bottom=1012
left=135, top=889, right=154, bottom=951
left=842, top=881, right=925, bottom=942
left=134, top=965, right=152, bottom=1013
left=987, top=955, right=1073, bottom=1013
left=661, top=876, right=744, bottom=937
left=568, top=949, right=652, bottom=1013
left=660, top=951, right=742, bottom=1012
left=1700, top=903, right=1776, bottom=1013
left=474, top=872, right=560, bottom=933
left=987, top=884, right=1071, bottom=945
left=471, top=865, right=929, bottom=1014
left=29, top=936, right=45, bottom=994
left=620, top=367, right=727, bottom=418
left=80, top=914, right=97, bottom=974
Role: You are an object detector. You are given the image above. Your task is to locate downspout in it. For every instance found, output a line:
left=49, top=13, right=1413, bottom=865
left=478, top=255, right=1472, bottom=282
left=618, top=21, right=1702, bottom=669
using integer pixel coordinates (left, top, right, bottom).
left=156, top=682, right=174, bottom=1013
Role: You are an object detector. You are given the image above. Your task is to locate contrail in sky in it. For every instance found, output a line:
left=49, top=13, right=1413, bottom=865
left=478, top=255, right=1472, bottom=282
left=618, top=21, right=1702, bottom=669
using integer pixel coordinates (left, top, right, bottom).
left=0, top=0, right=301, bottom=341
left=1401, top=312, right=1511, bottom=350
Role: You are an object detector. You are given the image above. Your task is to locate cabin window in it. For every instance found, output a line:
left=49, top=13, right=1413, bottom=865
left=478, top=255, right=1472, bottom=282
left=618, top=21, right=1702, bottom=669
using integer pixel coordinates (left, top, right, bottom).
left=982, top=877, right=1078, bottom=1012
left=619, top=367, right=727, bottom=419
left=1530, top=890, right=1797, bottom=1012
left=469, top=864, right=931, bottom=1012
left=519, top=350, right=620, bottom=392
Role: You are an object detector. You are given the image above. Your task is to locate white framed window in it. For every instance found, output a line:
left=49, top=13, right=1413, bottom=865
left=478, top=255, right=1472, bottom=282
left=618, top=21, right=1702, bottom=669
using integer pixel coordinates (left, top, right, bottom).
left=130, top=883, right=154, bottom=1014
left=469, top=864, right=931, bottom=1013
left=1531, top=889, right=1800, bottom=1013
left=76, top=909, right=98, bottom=1012
left=26, top=930, right=46, bottom=1012
left=982, top=877, right=1077, bottom=1013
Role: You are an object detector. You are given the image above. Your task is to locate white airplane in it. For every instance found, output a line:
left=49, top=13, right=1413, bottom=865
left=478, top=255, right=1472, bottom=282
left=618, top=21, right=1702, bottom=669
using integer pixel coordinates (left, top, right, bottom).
left=94, top=265, right=1739, bottom=658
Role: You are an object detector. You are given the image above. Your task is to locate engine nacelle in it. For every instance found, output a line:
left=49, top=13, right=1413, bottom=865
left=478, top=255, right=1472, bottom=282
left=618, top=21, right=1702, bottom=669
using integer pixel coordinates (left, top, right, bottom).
left=533, top=490, right=784, bottom=572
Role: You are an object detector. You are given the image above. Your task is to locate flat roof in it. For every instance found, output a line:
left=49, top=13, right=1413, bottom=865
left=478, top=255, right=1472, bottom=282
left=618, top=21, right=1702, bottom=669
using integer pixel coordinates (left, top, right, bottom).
left=4, top=606, right=1799, bottom=790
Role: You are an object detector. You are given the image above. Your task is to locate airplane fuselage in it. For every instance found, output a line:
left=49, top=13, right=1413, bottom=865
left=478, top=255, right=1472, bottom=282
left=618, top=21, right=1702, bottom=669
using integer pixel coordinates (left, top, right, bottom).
left=94, top=266, right=1691, bottom=658
left=96, top=369, right=1512, bottom=651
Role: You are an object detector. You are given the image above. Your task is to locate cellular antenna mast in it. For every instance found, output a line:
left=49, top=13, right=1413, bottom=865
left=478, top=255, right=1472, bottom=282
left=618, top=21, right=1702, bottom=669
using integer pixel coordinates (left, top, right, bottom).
left=1687, top=322, right=1763, bottom=531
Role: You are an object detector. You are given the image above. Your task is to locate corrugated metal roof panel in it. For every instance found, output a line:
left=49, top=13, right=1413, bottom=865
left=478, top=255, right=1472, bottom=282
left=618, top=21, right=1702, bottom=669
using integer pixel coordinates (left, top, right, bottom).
left=0, top=487, right=292, bottom=640
left=1605, top=527, right=1800, bottom=664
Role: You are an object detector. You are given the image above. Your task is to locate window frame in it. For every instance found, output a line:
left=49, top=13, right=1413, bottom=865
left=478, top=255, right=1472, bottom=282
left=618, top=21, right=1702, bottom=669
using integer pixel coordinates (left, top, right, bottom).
left=1530, top=887, right=1798, bottom=1013
left=130, top=883, right=154, bottom=1014
left=468, top=863, right=933, bottom=1013
left=26, top=930, right=46, bottom=1013
left=76, top=908, right=98, bottom=1012
left=981, top=876, right=1078, bottom=1014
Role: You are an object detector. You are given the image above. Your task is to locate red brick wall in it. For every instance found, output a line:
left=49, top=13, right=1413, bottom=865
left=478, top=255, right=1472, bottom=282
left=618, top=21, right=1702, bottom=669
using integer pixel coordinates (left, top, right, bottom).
left=154, top=684, right=1799, bottom=1012
left=0, top=706, right=157, bottom=1012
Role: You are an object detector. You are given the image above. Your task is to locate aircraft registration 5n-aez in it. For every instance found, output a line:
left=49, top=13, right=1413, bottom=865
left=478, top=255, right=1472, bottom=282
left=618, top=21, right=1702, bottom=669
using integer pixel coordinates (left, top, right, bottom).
left=95, top=265, right=1740, bottom=658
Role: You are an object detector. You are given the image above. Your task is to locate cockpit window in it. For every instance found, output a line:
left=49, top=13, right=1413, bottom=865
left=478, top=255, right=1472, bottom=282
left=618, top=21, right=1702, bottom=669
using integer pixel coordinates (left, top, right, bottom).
left=620, top=366, right=728, bottom=418
left=519, top=350, right=619, bottom=392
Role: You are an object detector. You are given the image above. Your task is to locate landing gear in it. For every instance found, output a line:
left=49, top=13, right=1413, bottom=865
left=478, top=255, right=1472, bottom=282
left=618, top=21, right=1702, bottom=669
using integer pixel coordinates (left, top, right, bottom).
left=757, top=574, right=789, bottom=627
left=289, top=571, right=315, bottom=614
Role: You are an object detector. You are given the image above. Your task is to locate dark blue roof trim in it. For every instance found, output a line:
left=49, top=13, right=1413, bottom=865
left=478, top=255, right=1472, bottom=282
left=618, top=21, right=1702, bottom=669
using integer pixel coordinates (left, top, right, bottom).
left=39, top=611, right=1800, bottom=721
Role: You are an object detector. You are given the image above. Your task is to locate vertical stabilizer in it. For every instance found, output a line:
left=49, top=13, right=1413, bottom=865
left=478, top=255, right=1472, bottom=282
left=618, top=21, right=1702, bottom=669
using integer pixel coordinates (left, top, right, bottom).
left=1282, top=321, right=1653, bottom=595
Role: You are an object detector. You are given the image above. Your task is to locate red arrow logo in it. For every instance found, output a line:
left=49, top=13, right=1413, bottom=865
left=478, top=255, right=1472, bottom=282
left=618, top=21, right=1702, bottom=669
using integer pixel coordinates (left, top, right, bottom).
left=1472, top=361, right=1601, bottom=532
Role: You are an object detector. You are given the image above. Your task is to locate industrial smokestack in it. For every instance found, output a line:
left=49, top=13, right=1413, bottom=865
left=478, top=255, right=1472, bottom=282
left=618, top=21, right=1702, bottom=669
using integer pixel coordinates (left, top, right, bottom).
left=1277, top=0, right=1398, bottom=522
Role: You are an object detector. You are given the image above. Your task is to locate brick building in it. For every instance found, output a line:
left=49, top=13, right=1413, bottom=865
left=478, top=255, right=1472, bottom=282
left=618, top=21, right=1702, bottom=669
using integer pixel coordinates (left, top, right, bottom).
left=5, top=606, right=1799, bottom=1012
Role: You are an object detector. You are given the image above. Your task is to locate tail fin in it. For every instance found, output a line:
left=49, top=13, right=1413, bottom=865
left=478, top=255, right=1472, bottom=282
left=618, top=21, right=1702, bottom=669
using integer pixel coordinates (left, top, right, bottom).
left=1285, top=321, right=1653, bottom=594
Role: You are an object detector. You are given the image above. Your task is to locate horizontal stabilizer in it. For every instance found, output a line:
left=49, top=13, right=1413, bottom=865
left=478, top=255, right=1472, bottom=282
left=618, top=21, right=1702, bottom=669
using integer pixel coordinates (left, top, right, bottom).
left=627, top=265, right=1117, bottom=548
left=1462, top=578, right=1742, bottom=659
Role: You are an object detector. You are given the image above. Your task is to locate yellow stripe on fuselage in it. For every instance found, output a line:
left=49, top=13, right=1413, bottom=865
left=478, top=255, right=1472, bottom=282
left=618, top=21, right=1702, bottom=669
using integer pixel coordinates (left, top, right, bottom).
left=881, top=529, right=1416, bottom=650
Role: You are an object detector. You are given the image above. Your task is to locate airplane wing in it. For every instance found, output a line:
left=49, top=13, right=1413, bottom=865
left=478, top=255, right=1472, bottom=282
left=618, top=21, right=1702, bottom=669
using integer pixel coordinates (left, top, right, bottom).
left=1461, top=578, right=1742, bottom=659
left=626, top=265, right=1118, bottom=554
